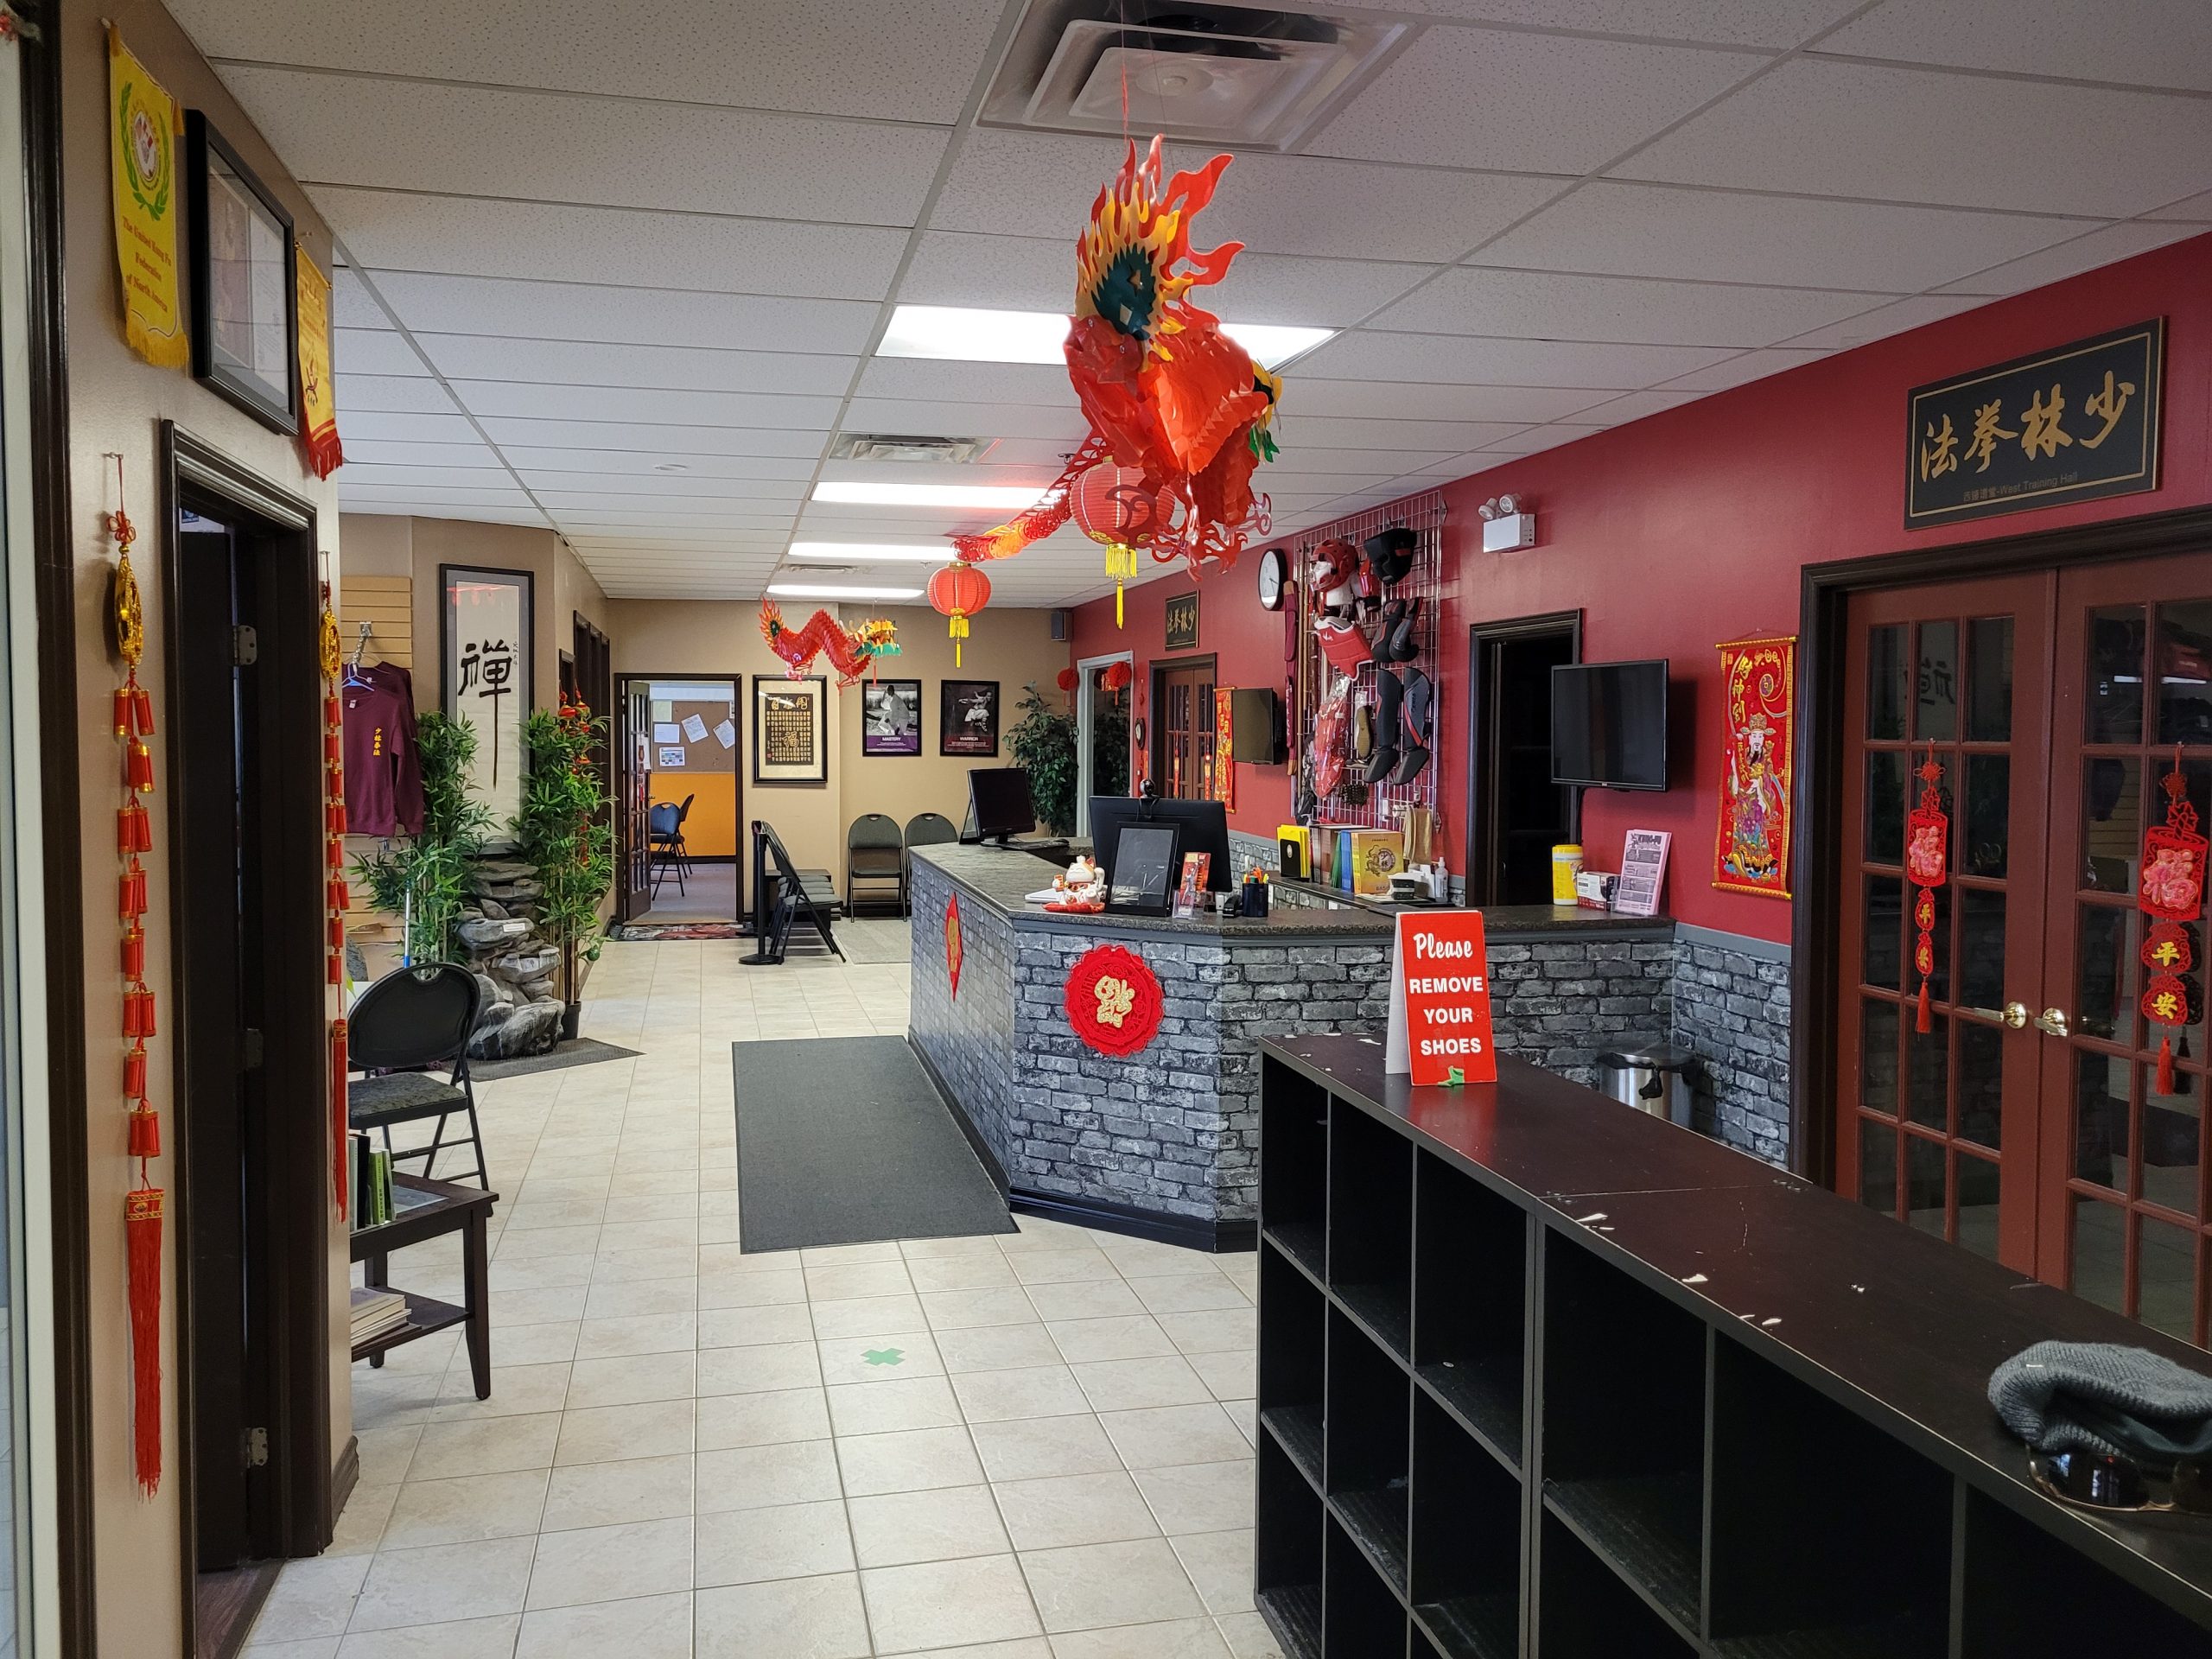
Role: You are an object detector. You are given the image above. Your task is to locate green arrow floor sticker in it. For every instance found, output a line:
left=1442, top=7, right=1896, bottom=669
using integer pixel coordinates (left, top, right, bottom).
left=861, top=1347, right=905, bottom=1368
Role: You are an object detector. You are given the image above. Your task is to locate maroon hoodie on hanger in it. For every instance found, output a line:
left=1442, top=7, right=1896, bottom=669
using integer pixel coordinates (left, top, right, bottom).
left=342, top=660, right=424, bottom=836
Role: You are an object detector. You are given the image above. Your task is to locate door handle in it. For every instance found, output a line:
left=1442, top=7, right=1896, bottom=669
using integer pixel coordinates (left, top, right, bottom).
left=1963, top=1001, right=2030, bottom=1029
left=2034, top=1007, right=2070, bottom=1039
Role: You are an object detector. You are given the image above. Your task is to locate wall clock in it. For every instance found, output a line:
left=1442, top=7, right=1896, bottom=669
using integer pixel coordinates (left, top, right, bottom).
left=1257, top=546, right=1287, bottom=612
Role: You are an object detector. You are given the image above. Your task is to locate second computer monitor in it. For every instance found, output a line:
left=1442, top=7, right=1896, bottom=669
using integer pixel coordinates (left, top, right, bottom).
left=1090, top=795, right=1232, bottom=893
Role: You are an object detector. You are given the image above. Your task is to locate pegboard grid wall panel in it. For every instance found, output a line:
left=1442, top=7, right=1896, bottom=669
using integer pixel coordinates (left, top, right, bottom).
left=340, top=575, right=414, bottom=671
left=1291, top=491, right=1446, bottom=837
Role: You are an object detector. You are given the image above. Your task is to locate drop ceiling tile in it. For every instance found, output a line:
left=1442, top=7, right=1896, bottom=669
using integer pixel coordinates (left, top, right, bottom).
left=1777, top=294, right=1992, bottom=350
left=334, top=328, right=429, bottom=377
left=365, top=272, right=880, bottom=354
left=340, top=440, right=506, bottom=469
left=1259, top=444, right=1459, bottom=473
left=335, top=484, right=537, bottom=506
left=347, top=505, right=553, bottom=527
left=334, top=374, right=461, bottom=415
left=552, top=508, right=797, bottom=528
left=1471, top=424, right=1611, bottom=457
left=1471, top=180, right=2087, bottom=290
left=475, top=418, right=828, bottom=458
left=896, top=231, right=1425, bottom=326
left=1817, top=0, right=2212, bottom=93
left=500, top=448, right=817, bottom=480
left=1283, top=381, right=1607, bottom=423
left=925, top=129, right=1173, bottom=240
left=566, top=537, right=791, bottom=555
left=1309, top=28, right=1763, bottom=173
left=1656, top=346, right=1832, bottom=392
left=1566, top=389, right=1710, bottom=423
left=796, top=458, right=1061, bottom=488
left=216, top=65, right=947, bottom=226
left=334, top=411, right=484, bottom=443
left=2147, top=193, right=2212, bottom=222
left=339, top=464, right=525, bottom=492
left=839, top=397, right=1092, bottom=442
left=313, top=188, right=909, bottom=301
left=419, top=334, right=855, bottom=397
left=854, top=359, right=1076, bottom=408
left=333, top=267, right=390, bottom=329
left=1616, top=59, right=2212, bottom=218
left=452, top=382, right=841, bottom=428
left=1375, top=1, right=1861, bottom=46
left=534, top=486, right=808, bottom=510
left=1274, top=414, right=1565, bottom=451
left=1296, top=330, right=1736, bottom=388
left=1369, top=266, right=1884, bottom=347
left=169, top=0, right=1007, bottom=124
left=1935, top=219, right=2210, bottom=296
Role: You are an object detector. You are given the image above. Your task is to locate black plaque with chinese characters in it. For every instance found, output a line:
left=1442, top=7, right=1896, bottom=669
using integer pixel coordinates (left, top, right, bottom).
left=1905, top=320, right=2163, bottom=529
left=1163, top=589, right=1200, bottom=651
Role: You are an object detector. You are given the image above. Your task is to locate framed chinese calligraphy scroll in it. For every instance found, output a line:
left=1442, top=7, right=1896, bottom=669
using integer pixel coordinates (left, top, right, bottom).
left=441, top=564, right=533, bottom=840
left=1905, top=320, right=2164, bottom=530
left=753, top=675, right=827, bottom=785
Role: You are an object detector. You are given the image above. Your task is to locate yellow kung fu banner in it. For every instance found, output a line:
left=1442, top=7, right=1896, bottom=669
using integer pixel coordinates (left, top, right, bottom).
left=1214, top=687, right=1236, bottom=811
left=295, top=246, right=343, bottom=478
left=1713, top=635, right=1795, bottom=900
left=107, top=27, right=188, bottom=369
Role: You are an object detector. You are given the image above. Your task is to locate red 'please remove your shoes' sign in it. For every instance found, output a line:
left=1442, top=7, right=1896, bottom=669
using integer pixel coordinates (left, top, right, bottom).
left=1384, top=912, right=1497, bottom=1085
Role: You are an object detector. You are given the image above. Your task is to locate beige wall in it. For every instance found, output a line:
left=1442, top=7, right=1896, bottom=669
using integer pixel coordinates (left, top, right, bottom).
left=60, top=2, right=349, bottom=1649
left=605, top=601, right=1066, bottom=880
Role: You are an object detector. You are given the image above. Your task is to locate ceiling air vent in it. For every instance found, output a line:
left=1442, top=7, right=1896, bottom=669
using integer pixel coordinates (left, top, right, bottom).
left=982, top=2, right=1406, bottom=150
left=830, top=433, right=994, bottom=464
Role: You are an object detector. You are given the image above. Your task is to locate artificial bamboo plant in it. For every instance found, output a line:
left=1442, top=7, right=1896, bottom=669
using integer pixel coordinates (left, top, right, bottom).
left=512, top=701, right=615, bottom=1010
left=353, top=711, right=492, bottom=964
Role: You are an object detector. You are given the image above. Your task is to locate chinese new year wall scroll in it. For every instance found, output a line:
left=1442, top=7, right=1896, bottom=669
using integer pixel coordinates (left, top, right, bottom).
left=1713, top=636, right=1796, bottom=900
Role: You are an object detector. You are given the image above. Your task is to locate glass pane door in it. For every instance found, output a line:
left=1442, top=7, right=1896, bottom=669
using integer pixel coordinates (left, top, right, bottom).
left=2044, top=562, right=2212, bottom=1344
left=1838, top=575, right=2053, bottom=1273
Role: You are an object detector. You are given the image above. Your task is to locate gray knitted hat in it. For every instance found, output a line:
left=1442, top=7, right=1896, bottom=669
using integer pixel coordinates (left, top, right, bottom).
left=1990, top=1340, right=2212, bottom=1466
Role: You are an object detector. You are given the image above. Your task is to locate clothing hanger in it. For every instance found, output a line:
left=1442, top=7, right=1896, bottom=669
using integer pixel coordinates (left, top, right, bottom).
left=344, top=621, right=374, bottom=687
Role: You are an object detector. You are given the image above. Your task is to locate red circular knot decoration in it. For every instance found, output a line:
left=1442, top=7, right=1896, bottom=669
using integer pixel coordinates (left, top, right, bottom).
left=1065, top=944, right=1165, bottom=1058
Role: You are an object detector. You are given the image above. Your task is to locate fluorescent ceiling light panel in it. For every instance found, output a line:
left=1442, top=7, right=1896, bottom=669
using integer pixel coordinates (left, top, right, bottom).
left=877, top=305, right=1332, bottom=368
left=812, top=480, right=1046, bottom=509
left=788, top=542, right=954, bottom=563
left=766, top=582, right=924, bottom=600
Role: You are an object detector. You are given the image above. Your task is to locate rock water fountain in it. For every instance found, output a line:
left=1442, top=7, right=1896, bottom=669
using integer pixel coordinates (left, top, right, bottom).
left=452, top=857, right=569, bottom=1059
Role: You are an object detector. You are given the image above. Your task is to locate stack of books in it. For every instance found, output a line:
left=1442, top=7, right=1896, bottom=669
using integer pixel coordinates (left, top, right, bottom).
left=350, top=1286, right=407, bottom=1346
left=350, top=1132, right=395, bottom=1228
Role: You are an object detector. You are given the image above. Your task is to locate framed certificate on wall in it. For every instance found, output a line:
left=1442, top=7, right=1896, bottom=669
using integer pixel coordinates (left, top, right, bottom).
left=753, top=676, right=827, bottom=785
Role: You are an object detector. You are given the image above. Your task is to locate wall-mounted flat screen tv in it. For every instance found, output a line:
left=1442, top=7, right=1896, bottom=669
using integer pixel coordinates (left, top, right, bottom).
left=1551, top=659, right=1669, bottom=791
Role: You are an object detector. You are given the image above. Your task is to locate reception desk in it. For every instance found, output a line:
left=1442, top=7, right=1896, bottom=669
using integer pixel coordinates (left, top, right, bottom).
left=906, top=842, right=1669, bottom=1249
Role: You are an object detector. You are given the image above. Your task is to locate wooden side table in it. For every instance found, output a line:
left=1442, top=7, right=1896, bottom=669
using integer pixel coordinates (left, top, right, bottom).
left=350, top=1172, right=499, bottom=1399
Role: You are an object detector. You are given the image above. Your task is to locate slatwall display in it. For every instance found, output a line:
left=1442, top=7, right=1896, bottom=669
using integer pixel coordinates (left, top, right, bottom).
left=1288, top=491, right=1446, bottom=836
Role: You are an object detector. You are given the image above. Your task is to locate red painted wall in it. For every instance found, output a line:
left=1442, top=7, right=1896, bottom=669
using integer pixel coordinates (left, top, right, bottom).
left=1070, top=230, right=2212, bottom=944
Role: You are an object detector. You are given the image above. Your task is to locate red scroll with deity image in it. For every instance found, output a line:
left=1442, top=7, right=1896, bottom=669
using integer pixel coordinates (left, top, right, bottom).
left=1713, top=636, right=1796, bottom=899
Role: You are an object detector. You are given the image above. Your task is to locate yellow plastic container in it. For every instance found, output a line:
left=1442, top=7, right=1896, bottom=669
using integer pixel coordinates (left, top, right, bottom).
left=1551, top=843, right=1584, bottom=905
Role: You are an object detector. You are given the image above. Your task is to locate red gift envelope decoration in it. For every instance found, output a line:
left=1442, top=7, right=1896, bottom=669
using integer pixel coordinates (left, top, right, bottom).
left=944, top=893, right=963, bottom=1001
left=2139, top=750, right=2205, bottom=1093
left=1385, top=912, right=1497, bottom=1086
left=1905, top=746, right=1949, bottom=1035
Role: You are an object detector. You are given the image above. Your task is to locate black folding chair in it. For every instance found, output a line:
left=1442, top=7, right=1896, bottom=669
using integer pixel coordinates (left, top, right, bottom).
left=902, top=811, right=958, bottom=918
left=347, top=962, right=488, bottom=1189
left=648, top=795, right=694, bottom=896
left=846, top=813, right=906, bottom=915
left=742, top=821, right=843, bottom=963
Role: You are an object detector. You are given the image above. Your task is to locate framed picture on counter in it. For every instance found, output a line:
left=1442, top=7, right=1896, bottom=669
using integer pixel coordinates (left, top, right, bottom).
left=1105, top=820, right=1181, bottom=916
left=862, top=679, right=923, bottom=757
left=753, top=676, right=827, bottom=785
left=940, top=679, right=999, bottom=756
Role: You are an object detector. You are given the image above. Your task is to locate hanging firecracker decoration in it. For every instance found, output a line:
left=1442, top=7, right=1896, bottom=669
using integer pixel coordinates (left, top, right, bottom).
left=106, top=455, right=164, bottom=1496
left=928, top=563, right=990, bottom=669
left=2138, top=747, right=2206, bottom=1095
left=1065, top=944, right=1166, bottom=1058
left=1071, top=463, right=1173, bottom=627
left=1904, top=745, right=1949, bottom=1036
left=318, top=569, right=351, bottom=1215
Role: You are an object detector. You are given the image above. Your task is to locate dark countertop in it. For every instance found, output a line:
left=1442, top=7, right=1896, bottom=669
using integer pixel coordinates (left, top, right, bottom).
left=911, top=842, right=1391, bottom=940
left=1262, top=1030, right=2212, bottom=1627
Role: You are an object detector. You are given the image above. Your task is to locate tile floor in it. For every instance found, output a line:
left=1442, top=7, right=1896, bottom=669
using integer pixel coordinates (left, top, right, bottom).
left=251, top=938, right=1279, bottom=1659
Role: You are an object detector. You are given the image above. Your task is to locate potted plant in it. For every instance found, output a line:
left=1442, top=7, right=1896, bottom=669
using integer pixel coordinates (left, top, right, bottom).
left=353, top=712, right=493, bottom=965
left=513, top=700, right=615, bottom=1039
left=1008, top=680, right=1081, bottom=836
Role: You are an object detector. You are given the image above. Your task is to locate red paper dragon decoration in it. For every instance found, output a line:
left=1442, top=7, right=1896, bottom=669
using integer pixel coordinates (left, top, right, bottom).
left=951, top=137, right=1281, bottom=578
left=757, top=601, right=899, bottom=688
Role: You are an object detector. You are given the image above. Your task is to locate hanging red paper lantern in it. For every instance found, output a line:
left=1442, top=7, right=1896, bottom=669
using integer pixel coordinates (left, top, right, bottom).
left=1056, top=668, right=1079, bottom=693
left=1071, top=463, right=1173, bottom=627
left=928, top=563, right=991, bottom=670
left=1102, top=660, right=1133, bottom=693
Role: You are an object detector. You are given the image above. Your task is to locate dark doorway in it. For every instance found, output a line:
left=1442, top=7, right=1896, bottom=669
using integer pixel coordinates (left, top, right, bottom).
left=1465, top=613, right=1582, bottom=906
left=162, top=427, right=333, bottom=1655
left=1151, top=654, right=1217, bottom=800
left=615, top=673, right=741, bottom=925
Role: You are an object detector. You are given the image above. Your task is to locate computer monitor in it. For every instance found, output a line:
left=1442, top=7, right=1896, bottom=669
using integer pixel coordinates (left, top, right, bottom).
left=968, top=767, right=1035, bottom=844
left=1090, top=795, right=1232, bottom=893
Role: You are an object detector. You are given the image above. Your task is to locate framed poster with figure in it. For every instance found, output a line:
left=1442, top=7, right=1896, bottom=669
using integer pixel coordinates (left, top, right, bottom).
left=940, top=680, right=1000, bottom=757
left=753, top=676, right=827, bottom=785
left=863, top=679, right=923, bottom=757
left=441, top=565, right=534, bottom=844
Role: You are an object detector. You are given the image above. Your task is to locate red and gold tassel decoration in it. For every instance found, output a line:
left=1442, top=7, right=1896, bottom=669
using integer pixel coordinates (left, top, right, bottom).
left=108, top=455, right=164, bottom=1496
left=1904, top=744, right=1949, bottom=1036
left=2139, top=747, right=2206, bottom=1096
left=319, top=573, right=351, bottom=1215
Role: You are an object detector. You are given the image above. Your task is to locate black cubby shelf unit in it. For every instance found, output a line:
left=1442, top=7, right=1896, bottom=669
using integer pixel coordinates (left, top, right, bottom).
left=1253, top=1034, right=2212, bottom=1659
